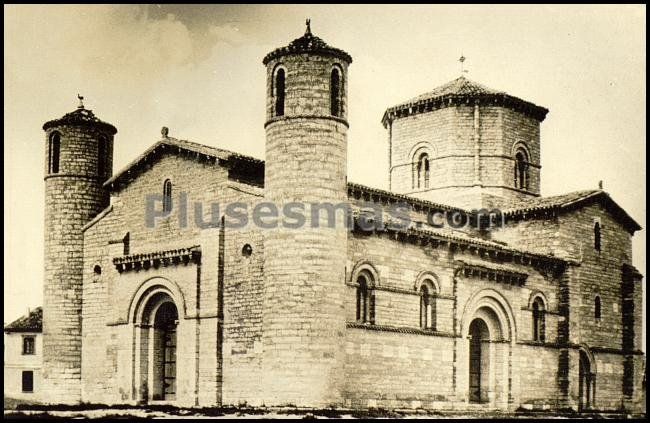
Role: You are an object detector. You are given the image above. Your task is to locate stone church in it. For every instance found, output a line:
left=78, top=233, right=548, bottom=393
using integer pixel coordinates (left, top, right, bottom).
left=40, top=23, right=644, bottom=412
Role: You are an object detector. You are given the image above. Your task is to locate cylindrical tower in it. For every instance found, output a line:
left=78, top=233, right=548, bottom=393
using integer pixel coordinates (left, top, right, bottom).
left=41, top=99, right=116, bottom=404
left=260, top=21, right=352, bottom=407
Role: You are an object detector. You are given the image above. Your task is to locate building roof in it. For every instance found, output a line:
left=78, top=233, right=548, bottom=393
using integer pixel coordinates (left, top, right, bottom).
left=103, top=135, right=641, bottom=235
left=4, top=307, right=42, bottom=333
left=263, top=22, right=352, bottom=65
left=104, top=135, right=461, bottom=214
left=348, top=182, right=466, bottom=213
left=381, top=76, right=549, bottom=126
left=504, top=189, right=600, bottom=211
left=409, top=224, right=568, bottom=265
left=43, top=106, right=117, bottom=135
left=104, top=136, right=264, bottom=192
left=408, top=76, right=505, bottom=101
left=351, top=214, right=572, bottom=269
left=503, top=190, right=642, bottom=233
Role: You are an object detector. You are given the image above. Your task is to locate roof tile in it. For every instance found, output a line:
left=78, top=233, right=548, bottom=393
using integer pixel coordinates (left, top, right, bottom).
left=405, top=76, right=504, bottom=104
left=263, top=27, right=352, bottom=65
left=503, top=190, right=641, bottom=233
left=382, top=76, right=549, bottom=124
left=43, top=107, right=117, bottom=134
left=104, top=137, right=264, bottom=191
left=503, top=190, right=601, bottom=213
left=4, top=307, right=42, bottom=333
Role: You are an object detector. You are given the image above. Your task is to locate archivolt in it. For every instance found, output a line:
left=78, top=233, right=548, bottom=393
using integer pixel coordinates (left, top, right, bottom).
left=127, top=276, right=187, bottom=324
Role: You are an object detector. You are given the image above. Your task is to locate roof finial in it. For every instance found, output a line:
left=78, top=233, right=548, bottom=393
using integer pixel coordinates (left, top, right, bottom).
left=77, top=94, right=84, bottom=109
left=598, top=180, right=603, bottom=190
left=459, top=54, right=468, bottom=76
left=161, top=126, right=169, bottom=138
left=305, top=18, right=311, bottom=36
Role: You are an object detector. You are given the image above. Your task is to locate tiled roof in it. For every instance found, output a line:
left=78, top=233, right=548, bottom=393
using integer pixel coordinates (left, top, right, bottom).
left=104, top=137, right=264, bottom=192
left=409, top=225, right=567, bottom=264
left=348, top=182, right=466, bottom=213
left=4, top=307, right=42, bottom=333
left=352, top=214, right=571, bottom=267
left=503, top=190, right=601, bottom=213
left=406, top=76, right=504, bottom=103
left=263, top=24, right=352, bottom=65
left=503, top=190, right=642, bottom=233
left=382, top=76, right=549, bottom=125
left=43, top=107, right=117, bottom=134
left=348, top=189, right=570, bottom=264
left=103, top=137, right=640, bottom=234
left=151, top=137, right=263, bottom=166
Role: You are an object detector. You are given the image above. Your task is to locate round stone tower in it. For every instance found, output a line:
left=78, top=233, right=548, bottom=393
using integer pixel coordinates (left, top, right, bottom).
left=42, top=98, right=116, bottom=404
left=260, top=21, right=352, bottom=407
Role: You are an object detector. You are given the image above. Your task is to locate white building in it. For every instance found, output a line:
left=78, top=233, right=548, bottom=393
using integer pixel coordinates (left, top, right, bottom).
left=4, top=307, right=42, bottom=401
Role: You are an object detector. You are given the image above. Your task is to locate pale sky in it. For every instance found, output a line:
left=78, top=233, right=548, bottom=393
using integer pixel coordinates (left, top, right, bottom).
left=4, top=5, right=646, bottom=347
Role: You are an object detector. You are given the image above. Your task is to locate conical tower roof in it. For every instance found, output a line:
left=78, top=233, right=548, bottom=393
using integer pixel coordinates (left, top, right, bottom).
left=43, top=103, right=117, bottom=135
left=382, top=76, right=548, bottom=126
left=263, top=21, right=352, bottom=65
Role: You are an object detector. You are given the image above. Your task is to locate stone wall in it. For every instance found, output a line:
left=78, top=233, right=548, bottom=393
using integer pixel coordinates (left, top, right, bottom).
left=81, top=152, right=265, bottom=407
left=493, top=202, right=635, bottom=349
left=261, top=49, right=350, bottom=407
left=43, top=124, right=113, bottom=404
left=343, top=328, right=456, bottom=409
left=342, top=229, right=563, bottom=410
left=388, top=105, right=541, bottom=209
left=80, top=206, right=119, bottom=404
left=221, top=196, right=265, bottom=407
left=560, top=204, right=632, bottom=349
left=492, top=201, right=643, bottom=412
left=265, top=53, right=349, bottom=122
left=75, top=143, right=644, bottom=412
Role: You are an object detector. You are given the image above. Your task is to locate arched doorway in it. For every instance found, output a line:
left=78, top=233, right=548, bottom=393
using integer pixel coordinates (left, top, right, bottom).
left=578, top=349, right=595, bottom=411
left=153, top=302, right=178, bottom=401
left=469, top=318, right=490, bottom=403
left=461, top=290, right=515, bottom=410
left=134, top=290, right=179, bottom=402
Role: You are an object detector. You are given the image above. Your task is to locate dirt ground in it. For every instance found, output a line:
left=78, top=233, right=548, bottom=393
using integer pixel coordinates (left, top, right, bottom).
left=4, top=397, right=646, bottom=420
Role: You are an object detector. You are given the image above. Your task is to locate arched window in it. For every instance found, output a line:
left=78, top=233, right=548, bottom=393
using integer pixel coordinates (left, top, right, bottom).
left=594, top=222, right=601, bottom=252
left=242, top=243, right=253, bottom=257
left=415, top=153, right=430, bottom=189
left=514, top=150, right=529, bottom=190
left=532, top=297, right=546, bottom=342
left=97, top=135, right=107, bottom=177
left=330, top=67, right=342, bottom=117
left=48, top=132, right=61, bottom=174
left=356, top=273, right=375, bottom=324
left=595, top=296, right=601, bottom=320
left=163, top=179, right=172, bottom=213
left=274, top=68, right=285, bottom=117
left=420, top=281, right=436, bottom=330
